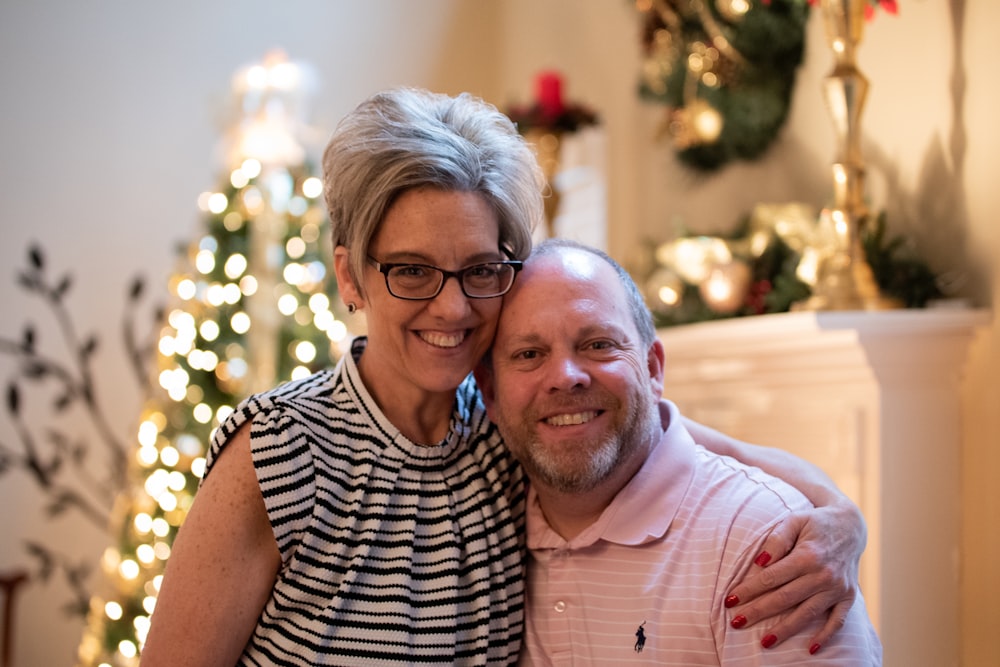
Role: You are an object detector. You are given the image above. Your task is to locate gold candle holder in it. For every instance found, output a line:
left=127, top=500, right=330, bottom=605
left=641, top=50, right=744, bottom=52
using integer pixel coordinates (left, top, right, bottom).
left=795, top=0, right=901, bottom=311
left=524, top=129, right=562, bottom=239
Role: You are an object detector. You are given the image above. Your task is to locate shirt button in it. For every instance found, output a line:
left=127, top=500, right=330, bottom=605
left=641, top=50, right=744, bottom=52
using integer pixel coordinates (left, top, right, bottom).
left=554, top=600, right=566, bottom=613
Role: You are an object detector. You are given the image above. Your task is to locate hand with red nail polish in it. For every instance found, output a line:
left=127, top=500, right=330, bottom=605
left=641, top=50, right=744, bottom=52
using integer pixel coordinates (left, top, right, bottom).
left=720, top=502, right=867, bottom=654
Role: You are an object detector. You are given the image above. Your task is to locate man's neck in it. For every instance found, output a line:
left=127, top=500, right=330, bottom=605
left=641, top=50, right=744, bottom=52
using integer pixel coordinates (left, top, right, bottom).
left=532, top=484, right=620, bottom=542
left=531, top=444, right=653, bottom=541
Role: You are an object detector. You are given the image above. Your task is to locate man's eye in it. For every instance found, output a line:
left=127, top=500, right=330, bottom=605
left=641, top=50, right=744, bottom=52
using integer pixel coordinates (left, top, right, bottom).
left=514, top=350, right=538, bottom=361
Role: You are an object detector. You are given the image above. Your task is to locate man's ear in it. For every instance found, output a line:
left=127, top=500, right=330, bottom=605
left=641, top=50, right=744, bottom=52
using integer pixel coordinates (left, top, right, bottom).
left=473, top=358, right=497, bottom=419
left=647, top=339, right=666, bottom=399
left=333, top=245, right=364, bottom=309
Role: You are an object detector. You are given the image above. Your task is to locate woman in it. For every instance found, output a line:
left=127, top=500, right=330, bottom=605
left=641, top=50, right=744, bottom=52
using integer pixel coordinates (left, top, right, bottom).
left=140, top=87, right=863, bottom=666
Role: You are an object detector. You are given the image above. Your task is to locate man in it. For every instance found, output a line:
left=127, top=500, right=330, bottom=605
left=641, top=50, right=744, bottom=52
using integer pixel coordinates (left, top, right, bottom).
left=476, top=239, right=881, bottom=665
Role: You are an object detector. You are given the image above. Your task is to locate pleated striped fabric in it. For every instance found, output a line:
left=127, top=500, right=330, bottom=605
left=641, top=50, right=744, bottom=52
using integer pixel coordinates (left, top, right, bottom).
left=204, top=339, right=527, bottom=665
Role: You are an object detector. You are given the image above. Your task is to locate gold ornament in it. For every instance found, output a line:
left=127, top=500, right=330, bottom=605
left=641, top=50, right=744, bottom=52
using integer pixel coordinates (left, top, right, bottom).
left=700, top=259, right=752, bottom=313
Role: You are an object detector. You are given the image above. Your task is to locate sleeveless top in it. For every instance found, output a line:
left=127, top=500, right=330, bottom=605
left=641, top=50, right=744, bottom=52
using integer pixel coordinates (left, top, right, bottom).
left=204, top=338, right=527, bottom=665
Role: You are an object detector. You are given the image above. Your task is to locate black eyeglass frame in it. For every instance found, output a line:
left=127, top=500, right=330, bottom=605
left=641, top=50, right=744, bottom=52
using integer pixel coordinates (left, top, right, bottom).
left=366, top=256, right=524, bottom=300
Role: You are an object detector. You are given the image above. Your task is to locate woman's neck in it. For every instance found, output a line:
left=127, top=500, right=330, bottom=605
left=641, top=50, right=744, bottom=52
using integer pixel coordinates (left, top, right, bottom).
left=356, top=354, right=455, bottom=445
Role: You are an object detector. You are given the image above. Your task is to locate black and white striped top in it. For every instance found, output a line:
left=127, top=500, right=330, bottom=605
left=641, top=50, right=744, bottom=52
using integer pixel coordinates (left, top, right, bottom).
left=205, top=338, right=527, bottom=665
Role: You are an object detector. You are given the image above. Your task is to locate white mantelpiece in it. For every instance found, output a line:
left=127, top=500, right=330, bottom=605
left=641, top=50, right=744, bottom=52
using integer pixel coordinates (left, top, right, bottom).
left=658, top=308, right=990, bottom=667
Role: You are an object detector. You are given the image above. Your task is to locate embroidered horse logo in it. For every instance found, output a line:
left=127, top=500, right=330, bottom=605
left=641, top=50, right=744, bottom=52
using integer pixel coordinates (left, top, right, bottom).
left=634, top=621, right=647, bottom=653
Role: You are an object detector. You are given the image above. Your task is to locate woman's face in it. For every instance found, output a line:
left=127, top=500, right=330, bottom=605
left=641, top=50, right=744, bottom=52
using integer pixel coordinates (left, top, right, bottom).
left=336, top=187, right=506, bottom=400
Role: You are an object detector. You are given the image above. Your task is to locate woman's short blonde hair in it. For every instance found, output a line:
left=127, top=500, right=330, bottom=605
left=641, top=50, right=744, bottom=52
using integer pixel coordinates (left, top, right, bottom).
left=322, top=87, right=544, bottom=295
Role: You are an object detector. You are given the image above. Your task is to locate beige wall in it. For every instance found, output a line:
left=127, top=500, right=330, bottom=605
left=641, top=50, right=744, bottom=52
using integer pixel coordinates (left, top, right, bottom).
left=497, top=2, right=999, bottom=664
left=1, top=1, right=995, bottom=664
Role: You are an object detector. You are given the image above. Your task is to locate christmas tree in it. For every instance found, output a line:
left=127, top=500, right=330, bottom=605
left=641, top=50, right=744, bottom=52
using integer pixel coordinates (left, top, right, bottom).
left=76, top=51, right=347, bottom=666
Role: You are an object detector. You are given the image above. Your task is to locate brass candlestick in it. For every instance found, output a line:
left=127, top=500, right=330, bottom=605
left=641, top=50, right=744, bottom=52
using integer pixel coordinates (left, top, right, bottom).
left=525, top=129, right=562, bottom=239
left=795, top=0, right=901, bottom=311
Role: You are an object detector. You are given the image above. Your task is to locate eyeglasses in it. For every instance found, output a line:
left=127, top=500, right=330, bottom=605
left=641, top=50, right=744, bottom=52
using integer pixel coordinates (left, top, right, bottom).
left=367, top=256, right=523, bottom=300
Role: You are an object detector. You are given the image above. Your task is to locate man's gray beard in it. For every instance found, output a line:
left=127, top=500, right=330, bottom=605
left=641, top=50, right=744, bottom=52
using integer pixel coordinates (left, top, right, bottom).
left=517, top=389, right=656, bottom=494
left=528, top=434, right=620, bottom=493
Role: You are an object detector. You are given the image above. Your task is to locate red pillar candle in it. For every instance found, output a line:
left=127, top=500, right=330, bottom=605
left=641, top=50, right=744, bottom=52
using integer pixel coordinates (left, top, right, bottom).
left=535, top=71, right=564, bottom=119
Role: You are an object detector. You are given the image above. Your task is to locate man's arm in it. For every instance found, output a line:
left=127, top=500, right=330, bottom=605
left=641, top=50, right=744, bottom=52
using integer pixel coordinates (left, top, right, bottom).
left=684, top=416, right=866, bottom=653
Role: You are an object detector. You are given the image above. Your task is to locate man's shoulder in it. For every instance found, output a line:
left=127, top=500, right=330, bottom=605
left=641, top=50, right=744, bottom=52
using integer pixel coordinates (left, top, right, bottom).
left=685, top=445, right=813, bottom=522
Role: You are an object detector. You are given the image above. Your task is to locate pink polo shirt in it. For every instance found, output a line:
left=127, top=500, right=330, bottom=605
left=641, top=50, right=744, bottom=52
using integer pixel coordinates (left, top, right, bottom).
left=520, top=400, right=882, bottom=666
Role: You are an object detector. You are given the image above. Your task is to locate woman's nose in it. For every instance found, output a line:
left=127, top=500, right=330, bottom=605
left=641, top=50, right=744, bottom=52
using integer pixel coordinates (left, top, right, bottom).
left=426, top=274, right=472, bottom=318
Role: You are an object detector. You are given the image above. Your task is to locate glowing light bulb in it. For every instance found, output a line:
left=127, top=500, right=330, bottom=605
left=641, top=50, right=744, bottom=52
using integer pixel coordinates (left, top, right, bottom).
left=199, top=320, right=220, bottom=341
left=309, top=293, right=330, bottom=312
left=151, top=518, right=170, bottom=537
left=294, top=341, right=317, bottom=363
left=224, top=253, right=248, bottom=279
left=241, top=158, right=262, bottom=178
left=118, top=640, right=138, bottom=659
left=105, top=601, right=123, bottom=620
left=167, top=471, right=187, bottom=492
left=240, top=275, right=258, bottom=295
left=231, top=312, right=251, bottom=334
left=137, top=446, right=158, bottom=467
left=302, top=176, right=322, bottom=198
left=326, top=320, right=348, bottom=342
left=136, top=544, right=156, bottom=564
left=230, top=169, right=250, bottom=189
left=160, top=445, right=180, bottom=467
left=286, top=236, right=306, bottom=259
left=207, top=193, right=228, bottom=214
left=283, top=262, right=305, bottom=285
left=137, top=421, right=159, bottom=447
left=134, top=513, right=153, bottom=534
left=176, top=278, right=197, bottom=300
left=119, top=559, right=140, bottom=580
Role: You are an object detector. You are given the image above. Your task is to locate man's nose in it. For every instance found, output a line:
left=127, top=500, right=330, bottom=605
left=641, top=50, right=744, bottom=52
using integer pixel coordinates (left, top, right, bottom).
left=547, top=354, right=590, bottom=392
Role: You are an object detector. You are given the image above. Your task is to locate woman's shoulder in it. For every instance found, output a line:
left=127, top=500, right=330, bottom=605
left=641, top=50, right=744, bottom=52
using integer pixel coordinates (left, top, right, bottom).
left=206, top=368, right=342, bottom=465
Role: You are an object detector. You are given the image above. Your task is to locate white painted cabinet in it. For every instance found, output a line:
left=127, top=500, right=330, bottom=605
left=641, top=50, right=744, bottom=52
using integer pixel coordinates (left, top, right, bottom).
left=658, top=309, right=990, bottom=667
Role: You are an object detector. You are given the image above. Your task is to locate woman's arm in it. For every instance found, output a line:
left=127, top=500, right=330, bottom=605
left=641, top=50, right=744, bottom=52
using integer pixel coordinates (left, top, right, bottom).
left=140, top=426, right=281, bottom=666
left=684, top=417, right=866, bottom=653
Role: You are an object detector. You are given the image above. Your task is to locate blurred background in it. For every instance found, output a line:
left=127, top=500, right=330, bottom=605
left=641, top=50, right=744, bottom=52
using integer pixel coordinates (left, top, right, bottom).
left=1, top=1, right=996, bottom=665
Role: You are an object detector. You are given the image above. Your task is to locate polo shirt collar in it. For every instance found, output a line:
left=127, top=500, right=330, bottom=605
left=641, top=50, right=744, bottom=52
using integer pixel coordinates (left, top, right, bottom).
left=526, top=400, right=697, bottom=550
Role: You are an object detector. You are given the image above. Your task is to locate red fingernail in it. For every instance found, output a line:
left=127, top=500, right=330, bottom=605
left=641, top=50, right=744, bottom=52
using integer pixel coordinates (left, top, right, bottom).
left=761, top=634, right=777, bottom=649
left=810, top=643, right=822, bottom=655
left=754, top=551, right=772, bottom=567
left=730, top=615, right=747, bottom=629
left=724, top=594, right=739, bottom=608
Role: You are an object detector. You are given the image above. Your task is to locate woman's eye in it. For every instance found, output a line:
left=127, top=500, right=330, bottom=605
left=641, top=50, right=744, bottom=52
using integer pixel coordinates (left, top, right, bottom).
left=395, top=265, right=428, bottom=278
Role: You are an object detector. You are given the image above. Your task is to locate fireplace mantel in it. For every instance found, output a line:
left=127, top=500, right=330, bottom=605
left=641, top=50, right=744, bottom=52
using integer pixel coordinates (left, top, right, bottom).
left=658, top=308, right=990, bottom=667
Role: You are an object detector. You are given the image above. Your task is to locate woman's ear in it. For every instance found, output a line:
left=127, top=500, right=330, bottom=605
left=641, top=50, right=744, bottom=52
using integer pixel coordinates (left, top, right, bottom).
left=333, top=246, right=364, bottom=310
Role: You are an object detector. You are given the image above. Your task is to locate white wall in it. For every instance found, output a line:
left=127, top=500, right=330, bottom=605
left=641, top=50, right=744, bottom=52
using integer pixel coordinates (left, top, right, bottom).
left=1, top=1, right=996, bottom=665
left=0, top=2, right=505, bottom=664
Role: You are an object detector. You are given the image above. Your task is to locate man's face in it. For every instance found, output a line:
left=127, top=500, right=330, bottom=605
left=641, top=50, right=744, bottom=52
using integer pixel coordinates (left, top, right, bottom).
left=482, top=249, right=664, bottom=494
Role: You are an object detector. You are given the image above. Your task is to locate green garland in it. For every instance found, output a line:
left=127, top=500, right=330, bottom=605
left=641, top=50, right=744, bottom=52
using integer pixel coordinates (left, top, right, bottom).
left=637, top=0, right=810, bottom=171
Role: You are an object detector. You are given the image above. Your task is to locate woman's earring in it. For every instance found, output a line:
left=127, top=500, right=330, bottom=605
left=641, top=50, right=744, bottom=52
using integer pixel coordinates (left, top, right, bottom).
left=347, top=302, right=357, bottom=314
